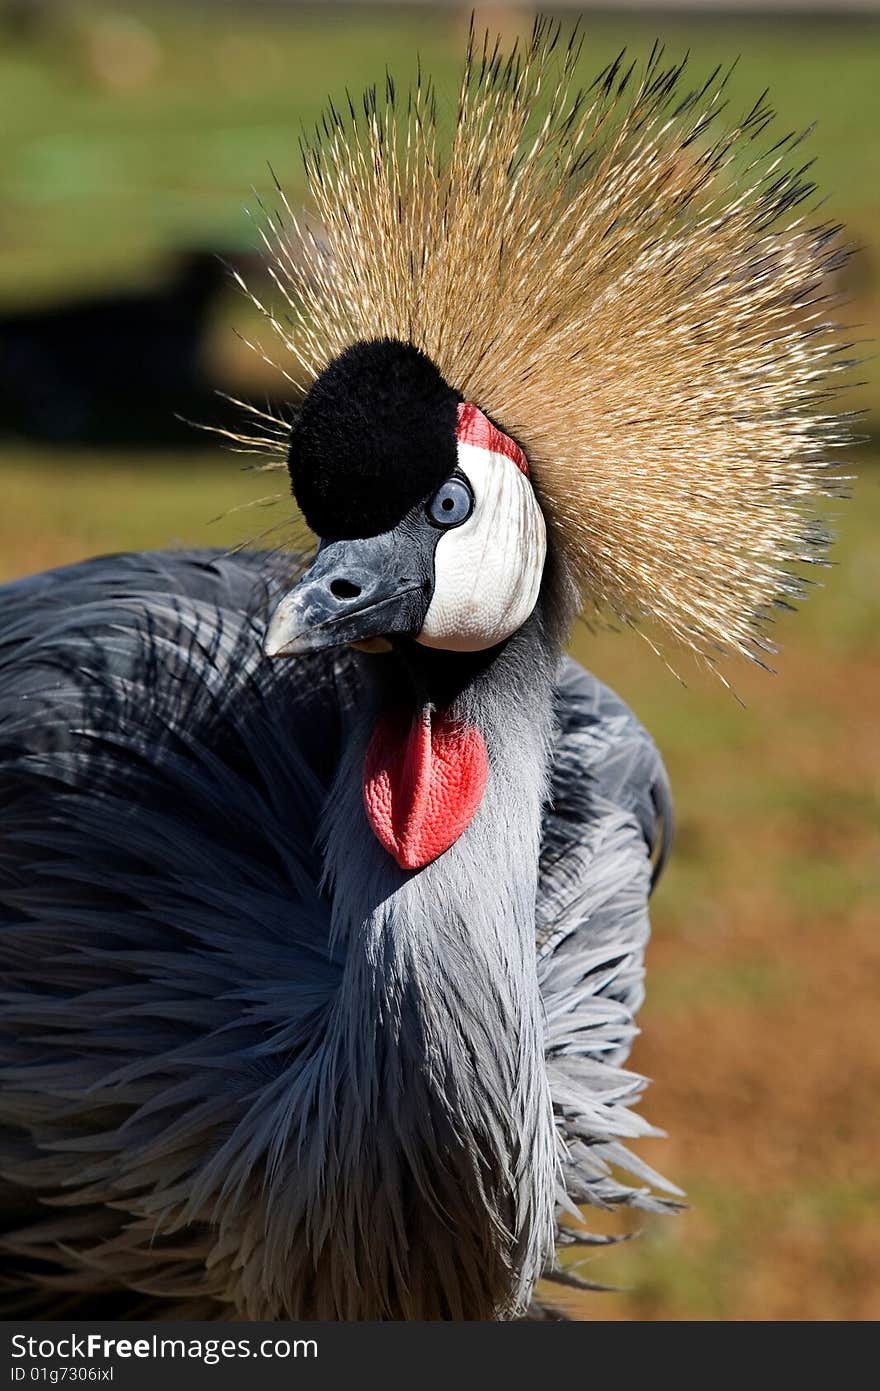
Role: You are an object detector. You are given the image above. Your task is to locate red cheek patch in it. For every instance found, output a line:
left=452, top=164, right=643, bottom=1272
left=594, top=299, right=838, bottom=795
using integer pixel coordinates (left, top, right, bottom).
left=363, top=707, right=488, bottom=870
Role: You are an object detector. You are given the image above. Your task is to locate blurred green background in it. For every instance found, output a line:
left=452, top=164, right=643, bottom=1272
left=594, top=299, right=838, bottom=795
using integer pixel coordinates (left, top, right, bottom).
left=1, top=1, right=878, bottom=1321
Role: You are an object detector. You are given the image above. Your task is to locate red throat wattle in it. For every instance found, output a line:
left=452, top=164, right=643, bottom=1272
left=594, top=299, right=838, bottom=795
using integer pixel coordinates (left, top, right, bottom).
left=363, top=707, right=488, bottom=870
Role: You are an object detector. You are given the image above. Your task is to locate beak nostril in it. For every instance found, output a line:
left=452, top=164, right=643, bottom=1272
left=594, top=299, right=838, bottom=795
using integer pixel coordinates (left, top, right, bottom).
left=329, top=578, right=362, bottom=600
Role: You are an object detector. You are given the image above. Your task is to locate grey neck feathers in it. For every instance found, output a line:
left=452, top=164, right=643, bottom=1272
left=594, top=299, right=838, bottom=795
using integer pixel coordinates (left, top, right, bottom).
left=309, top=603, right=563, bottom=1319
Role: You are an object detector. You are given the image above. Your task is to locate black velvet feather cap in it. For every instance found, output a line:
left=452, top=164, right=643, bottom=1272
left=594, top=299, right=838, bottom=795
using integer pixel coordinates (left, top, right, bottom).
left=288, top=339, right=462, bottom=540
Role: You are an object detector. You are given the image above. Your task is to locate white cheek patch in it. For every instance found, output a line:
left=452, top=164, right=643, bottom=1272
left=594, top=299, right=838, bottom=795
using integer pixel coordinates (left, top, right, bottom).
left=417, top=439, right=547, bottom=653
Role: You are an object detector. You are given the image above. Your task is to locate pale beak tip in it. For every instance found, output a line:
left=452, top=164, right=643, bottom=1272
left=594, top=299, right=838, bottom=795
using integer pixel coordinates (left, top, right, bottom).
left=263, top=629, right=305, bottom=660
left=263, top=600, right=302, bottom=659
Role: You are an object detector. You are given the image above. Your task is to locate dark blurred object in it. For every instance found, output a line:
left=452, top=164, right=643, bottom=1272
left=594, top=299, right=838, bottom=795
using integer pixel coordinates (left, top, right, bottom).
left=1, top=0, right=49, bottom=42
left=0, top=251, right=258, bottom=448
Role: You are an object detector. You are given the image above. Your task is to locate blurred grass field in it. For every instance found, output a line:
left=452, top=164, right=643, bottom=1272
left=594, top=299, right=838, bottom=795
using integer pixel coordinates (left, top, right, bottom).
left=1, top=2, right=879, bottom=1321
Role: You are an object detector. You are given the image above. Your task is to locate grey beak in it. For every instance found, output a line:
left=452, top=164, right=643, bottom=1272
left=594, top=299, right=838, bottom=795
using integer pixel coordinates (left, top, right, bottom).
left=263, top=534, right=430, bottom=657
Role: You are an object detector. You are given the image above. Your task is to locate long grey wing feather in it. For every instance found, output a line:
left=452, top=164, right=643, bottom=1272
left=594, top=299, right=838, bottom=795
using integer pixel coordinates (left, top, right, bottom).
left=0, top=549, right=347, bottom=1316
left=537, top=657, right=680, bottom=1238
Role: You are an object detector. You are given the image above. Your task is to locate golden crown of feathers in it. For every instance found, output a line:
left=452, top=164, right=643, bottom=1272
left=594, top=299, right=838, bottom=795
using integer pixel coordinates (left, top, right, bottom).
left=230, top=16, right=852, bottom=669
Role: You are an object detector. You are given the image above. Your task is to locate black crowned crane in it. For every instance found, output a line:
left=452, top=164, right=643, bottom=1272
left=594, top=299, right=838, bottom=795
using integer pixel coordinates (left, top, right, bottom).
left=0, top=24, right=848, bottom=1320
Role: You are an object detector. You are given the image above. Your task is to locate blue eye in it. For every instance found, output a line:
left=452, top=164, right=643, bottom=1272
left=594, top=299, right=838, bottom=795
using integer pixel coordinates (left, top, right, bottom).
left=427, top=476, right=474, bottom=528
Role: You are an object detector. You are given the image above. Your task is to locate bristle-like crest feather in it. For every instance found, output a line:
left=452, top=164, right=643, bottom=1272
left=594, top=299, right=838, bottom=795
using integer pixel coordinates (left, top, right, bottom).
left=245, top=17, right=852, bottom=666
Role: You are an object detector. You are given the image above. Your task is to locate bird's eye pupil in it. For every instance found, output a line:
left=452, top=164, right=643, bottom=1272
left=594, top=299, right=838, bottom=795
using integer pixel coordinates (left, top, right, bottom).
left=427, top=476, right=474, bottom=528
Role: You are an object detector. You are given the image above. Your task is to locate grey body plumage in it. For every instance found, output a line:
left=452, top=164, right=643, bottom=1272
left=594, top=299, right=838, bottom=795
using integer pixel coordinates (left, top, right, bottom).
left=0, top=548, right=674, bottom=1319
left=0, top=12, right=847, bottom=1317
